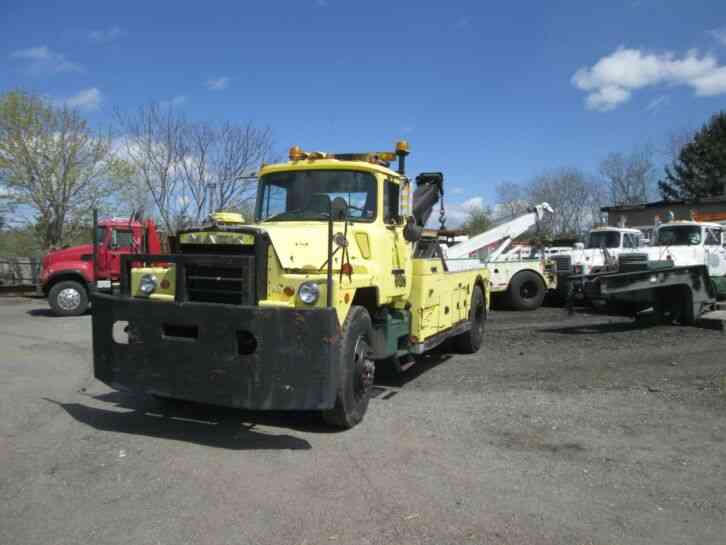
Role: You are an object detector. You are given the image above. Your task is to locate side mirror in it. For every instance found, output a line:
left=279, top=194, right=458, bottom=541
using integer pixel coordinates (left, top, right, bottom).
left=331, top=197, right=348, bottom=221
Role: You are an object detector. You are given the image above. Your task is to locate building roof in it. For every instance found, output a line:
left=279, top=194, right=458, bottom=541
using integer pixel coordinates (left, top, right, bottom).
left=601, top=196, right=726, bottom=212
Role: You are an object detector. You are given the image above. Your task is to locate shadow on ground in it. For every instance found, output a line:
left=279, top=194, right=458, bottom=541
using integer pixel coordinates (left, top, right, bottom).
left=45, top=394, right=316, bottom=450
left=374, top=350, right=452, bottom=388
left=26, top=308, right=91, bottom=318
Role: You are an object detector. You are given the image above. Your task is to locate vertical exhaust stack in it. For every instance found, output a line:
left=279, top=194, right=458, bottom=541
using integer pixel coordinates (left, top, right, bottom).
left=395, top=140, right=409, bottom=175
left=92, top=208, right=98, bottom=285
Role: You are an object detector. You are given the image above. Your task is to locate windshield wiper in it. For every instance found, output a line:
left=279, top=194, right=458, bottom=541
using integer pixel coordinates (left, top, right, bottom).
left=262, top=209, right=304, bottom=222
left=263, top=209, right=331, bottom=222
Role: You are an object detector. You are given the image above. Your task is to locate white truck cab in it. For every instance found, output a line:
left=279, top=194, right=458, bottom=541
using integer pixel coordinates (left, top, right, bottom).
left=567, top=226, right=645, bottom=275
left=647, top=220, right=726, bottom=296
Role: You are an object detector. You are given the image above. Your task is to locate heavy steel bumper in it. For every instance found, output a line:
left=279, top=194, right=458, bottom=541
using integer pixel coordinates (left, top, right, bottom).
left=92, top=293, right=340, bottom=410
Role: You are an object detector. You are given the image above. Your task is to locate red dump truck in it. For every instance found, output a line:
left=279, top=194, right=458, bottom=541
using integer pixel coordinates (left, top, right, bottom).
left=39, top=216, right=161, bottom=316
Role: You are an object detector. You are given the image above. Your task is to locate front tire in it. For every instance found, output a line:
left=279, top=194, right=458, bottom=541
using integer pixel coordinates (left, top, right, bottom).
left=453, top=285, right=486, bottom=354
left=506, top=271, right=546, bottom=311
left=48, top=280, right=88, bottom=316
left=323, top=306, right=375, bottom=429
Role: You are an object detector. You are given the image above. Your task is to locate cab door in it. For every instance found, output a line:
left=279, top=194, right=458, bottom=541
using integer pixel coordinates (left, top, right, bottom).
left=107, top=228, right=136, bottom=280
left=705, top=227, right=726, bottom=277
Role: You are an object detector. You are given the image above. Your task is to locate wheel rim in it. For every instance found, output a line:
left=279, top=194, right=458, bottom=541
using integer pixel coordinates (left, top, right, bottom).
left=519, top=280, right=539, bottom=300
left=57, top=288, right=81, bottom=311
left=352, top=336, right=374, bottom=401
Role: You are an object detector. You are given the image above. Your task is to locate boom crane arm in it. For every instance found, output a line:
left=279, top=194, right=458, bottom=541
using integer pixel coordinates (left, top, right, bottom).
left=446, top=203, right=554, bottom=261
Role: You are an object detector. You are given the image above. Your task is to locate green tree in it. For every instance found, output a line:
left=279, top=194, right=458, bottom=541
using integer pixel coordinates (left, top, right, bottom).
left=659, top=111, right=726, bottom=200
left=461, top=205, right=493, bottom=237
left=0, top=89, right=115, bottom=249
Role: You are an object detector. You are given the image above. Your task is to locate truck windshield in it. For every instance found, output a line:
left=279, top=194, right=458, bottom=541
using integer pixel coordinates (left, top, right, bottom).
left=586, top=231, right=621, bottom=249
left=657, top=225, right=702, bottom=246
left=256, top=170, right=377, bottom=222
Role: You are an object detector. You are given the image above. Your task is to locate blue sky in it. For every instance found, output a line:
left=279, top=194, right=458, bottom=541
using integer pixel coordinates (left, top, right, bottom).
left=3, top=0, right=726, bottom=220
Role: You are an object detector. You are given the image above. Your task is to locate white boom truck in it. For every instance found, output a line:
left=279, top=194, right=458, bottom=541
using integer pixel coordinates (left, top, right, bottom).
left=445, top=203, right=556, bottom=310
left=646, top=220, right=726, bottom=298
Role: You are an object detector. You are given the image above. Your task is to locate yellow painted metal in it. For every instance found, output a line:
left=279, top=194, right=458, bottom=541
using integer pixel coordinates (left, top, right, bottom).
left=354, top=232, right=371, bottom=259
left=179, top=231, right=254, bottom=245
left=210, top=211, right=245, bottom=224
left=130, top=266, right=176, bottom=300
left=127, top=146, right=491, bottom=345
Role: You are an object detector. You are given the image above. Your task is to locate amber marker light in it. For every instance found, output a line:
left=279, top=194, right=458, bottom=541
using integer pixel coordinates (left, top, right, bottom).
left=341, top=263, right=353, bottom=276
left=283, top=286, right=295, bottom=297
left=395, top=140, right=410, bottom=154
left=289, top=145, right=306, bottom=161
left=160, top=279, right=170, bottom=290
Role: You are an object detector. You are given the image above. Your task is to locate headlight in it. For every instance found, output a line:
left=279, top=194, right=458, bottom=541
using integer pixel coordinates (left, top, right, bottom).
left=298, top=282, right=320, bottom=305
left=139, top=274, right=158, bottom=295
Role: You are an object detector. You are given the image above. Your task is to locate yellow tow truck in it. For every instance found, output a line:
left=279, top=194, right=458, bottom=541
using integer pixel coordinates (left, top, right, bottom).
left=92, top=141, right=490, bottom=428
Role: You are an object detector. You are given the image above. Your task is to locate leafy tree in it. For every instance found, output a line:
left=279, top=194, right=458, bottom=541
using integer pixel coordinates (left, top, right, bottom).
left=461, top=205, right=493, bottom=236
left=0, top=90, right=116, bottom=249
left=659, top=111, right=726, bottom=200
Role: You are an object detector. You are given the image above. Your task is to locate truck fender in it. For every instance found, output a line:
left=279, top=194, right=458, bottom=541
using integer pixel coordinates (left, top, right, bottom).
left=42, top=268, right=91, bottom=295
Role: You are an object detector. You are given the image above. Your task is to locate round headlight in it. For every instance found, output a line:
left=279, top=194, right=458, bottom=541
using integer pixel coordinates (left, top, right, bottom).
left=139, top=274, right=158, bottom=295
left=298, top=282, right=320, bottom=305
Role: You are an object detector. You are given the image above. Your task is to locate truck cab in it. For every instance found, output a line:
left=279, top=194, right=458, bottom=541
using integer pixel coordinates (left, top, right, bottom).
left=91, top=141, right=490, bottom=428
left=648, top=220, right=726, bottom=296
left=567, top=226, right=645, bottom=275
left=40, top=217, right=161, bottom=316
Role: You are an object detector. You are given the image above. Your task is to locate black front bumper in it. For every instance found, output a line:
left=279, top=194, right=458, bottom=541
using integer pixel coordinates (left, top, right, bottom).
left=92, top=293, right=340, bottom=410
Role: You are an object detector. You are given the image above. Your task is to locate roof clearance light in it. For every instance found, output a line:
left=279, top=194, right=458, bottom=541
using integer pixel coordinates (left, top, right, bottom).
left=289, top=145, right=306, bottom=161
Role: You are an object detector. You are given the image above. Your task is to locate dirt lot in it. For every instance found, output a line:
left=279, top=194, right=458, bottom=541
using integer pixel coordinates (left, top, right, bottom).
left=1, top=296, right=726, bottom=545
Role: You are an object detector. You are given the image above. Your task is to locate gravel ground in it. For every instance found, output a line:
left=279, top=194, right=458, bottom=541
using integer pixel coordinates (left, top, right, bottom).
left=1, top=296, right=725, bottom=545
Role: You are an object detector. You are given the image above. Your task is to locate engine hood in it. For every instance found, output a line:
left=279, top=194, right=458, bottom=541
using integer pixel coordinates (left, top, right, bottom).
left=262, top=221, right=350, bottom=271
left=179, top=221, right=369, bottom=272
left=45, top=243, right=94, bottom=265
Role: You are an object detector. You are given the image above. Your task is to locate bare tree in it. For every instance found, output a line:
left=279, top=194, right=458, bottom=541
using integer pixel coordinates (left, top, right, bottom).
left=599, top=146, right=655, bottom=205
left=661, top=128, right=693, bottom=164
left=527, top=167, right=598, bottom=237
left=494, top=181, right=530, bottom=219
left=179, top=121, right=272, bottom=223
left=115, top=103, right=273, bottom=230
left=114, top=102, right=187, bottom=232
left=0, top=90, right=115, bottom=249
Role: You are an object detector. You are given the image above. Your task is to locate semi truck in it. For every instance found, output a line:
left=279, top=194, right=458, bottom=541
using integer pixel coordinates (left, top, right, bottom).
left=445, top=203, right=556, bottom=310
left=91, top=141, right=490, bottom=428
left=39, top=215, right=161, bottom=316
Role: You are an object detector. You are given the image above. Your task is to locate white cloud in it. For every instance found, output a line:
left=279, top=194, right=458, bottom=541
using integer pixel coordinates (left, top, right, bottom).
left=709, top=27, right=726, bottom=47
left=89, top=26, right=125, bottom=43
left=572, top=46, right=726, bottom=111
left=206, top=77, right=230, bottom=91
left=10, top=45, right=83, bottom=75
left=443, top=196, right=485, bottom=227
left=56, top=88, right=102, bottom=111
left=160, top=96, right=186, bottom=108
left=461, top=196, right=483, bottom=209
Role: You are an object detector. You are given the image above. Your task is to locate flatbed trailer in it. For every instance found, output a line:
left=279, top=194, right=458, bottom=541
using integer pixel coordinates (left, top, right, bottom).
left=568, top=254, right=717, bottom=324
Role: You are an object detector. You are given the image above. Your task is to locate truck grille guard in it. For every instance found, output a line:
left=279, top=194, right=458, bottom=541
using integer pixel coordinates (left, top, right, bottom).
left=119, top=230, right=270, bottom=305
